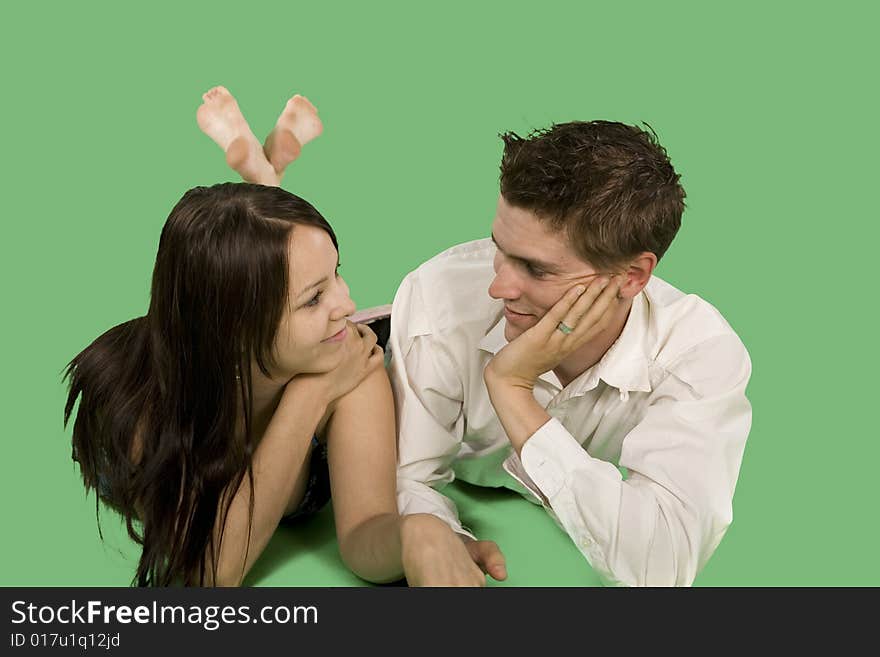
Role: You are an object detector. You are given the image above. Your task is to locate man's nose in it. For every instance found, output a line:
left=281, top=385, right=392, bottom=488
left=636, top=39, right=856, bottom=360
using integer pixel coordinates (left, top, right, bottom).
left=488, top=262, right=520, bottom=300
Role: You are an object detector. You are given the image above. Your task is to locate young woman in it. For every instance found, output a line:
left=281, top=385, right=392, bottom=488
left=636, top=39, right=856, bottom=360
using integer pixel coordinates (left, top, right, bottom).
left=64, top=88, right=414, bottom=587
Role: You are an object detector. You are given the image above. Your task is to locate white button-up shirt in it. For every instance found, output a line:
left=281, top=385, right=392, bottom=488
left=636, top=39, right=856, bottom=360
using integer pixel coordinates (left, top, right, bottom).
left=389, top=239, right=752, bottom=586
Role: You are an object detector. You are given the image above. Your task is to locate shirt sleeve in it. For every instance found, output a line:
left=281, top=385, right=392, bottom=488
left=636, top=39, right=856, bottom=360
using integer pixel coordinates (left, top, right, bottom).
left=519, top=333, right=752, bottom=586
left=388, top=273, right=476, bottom=539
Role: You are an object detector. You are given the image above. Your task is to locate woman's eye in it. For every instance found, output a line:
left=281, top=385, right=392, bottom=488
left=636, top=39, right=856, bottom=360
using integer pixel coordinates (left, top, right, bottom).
left=305, top=291, right=323, bottom=307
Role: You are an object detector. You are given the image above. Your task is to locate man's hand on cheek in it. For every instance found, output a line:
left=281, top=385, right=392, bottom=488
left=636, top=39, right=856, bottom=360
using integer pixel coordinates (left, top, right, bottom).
left=484, top=274, right=622, bottom=392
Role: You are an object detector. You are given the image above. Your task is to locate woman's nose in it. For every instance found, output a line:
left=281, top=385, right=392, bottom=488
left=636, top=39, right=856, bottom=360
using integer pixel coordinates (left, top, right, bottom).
left=333, top=276, right=357, bottom=318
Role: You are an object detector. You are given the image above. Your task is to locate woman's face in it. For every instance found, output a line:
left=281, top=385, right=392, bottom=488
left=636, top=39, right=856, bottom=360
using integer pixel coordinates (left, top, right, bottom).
left=270, top=224, right=356, bottom=379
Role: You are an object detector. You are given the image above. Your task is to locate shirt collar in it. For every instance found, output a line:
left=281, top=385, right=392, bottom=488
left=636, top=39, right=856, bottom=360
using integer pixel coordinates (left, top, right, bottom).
left=478, top=307, right=508, bottom=355
left=478, top=290, right=653, bottom=398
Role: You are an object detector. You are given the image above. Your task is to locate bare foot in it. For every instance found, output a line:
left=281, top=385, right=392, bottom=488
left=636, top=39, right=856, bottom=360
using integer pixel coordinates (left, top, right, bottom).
left=197, top=86, right=279, bottom=186
left=263, top=94, right=323, bottom=175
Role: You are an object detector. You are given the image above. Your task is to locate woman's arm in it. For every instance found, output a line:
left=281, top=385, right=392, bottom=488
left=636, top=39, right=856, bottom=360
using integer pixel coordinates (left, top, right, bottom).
left=323, top=366, right=405, bottom=583
left=210, top=381, right=327, bottom=586
left=210, top=322, right=383, bottom=586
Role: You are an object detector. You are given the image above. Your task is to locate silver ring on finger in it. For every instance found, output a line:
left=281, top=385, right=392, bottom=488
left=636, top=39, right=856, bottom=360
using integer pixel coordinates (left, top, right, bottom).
left=556, top=321, right=575, bottom=335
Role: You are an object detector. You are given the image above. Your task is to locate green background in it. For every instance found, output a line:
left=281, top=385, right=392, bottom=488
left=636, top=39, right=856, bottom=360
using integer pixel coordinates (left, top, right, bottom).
left=2, top=1, right=877, bottom=586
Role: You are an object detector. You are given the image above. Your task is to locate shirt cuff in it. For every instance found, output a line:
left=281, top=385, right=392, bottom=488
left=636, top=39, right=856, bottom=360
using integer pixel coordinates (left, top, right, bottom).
left=518, top=417, right=620, bottom=501
left=397, top=481, right=477, bottom=541
left=516, top=418, right=625, bottom=583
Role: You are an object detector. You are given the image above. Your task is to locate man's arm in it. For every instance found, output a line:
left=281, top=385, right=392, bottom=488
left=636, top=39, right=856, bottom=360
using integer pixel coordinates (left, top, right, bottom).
left=389, top=274, right=468, bottom=533
left=487, top=333, right=752, bottom=586
left=388, top=272, right=507, bottom=585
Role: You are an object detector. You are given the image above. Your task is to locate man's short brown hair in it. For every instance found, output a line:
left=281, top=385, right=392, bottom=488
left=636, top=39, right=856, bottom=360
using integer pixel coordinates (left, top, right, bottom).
left=499, top=121, right=686, bottom=270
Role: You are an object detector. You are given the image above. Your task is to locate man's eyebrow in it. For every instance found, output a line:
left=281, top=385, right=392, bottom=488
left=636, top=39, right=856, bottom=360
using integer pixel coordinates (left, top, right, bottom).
left=490, top=233, right=560, bottom=273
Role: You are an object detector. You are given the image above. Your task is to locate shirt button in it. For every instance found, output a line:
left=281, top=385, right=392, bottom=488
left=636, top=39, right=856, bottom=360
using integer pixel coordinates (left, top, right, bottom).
left=581, top=537, right=593, bottom=548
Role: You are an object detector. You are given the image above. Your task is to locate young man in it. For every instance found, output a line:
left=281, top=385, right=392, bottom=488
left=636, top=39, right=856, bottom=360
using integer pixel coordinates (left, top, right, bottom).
left=390, top=121, right=752, bottom=587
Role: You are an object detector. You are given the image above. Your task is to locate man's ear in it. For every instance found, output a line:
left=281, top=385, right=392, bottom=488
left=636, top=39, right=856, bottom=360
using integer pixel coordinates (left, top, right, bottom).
left=619, top=252, right=657, bottom=299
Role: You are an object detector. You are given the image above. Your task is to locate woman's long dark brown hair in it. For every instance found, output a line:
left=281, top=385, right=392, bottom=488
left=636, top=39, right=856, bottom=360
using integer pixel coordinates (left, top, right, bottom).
left=63, top=182, right=338, bottom=586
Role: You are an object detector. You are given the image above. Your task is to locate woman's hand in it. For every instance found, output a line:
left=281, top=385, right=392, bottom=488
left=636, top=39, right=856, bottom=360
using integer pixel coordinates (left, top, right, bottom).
left=287, top=321, right=384, bottom=409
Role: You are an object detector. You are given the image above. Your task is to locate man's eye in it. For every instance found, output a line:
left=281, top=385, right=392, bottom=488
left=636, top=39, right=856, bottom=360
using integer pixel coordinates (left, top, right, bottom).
left=525, top=263, right=546, bottom=278
left=305, top=291, right=323, bottom=307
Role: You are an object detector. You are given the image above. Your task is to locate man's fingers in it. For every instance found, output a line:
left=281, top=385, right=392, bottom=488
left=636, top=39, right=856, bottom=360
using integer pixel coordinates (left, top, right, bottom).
left=488, top=561, right=508, bottom=581
left=562, top=274, right=618, bottom=334
left=479, top=542, right=507, bottom=581
left=467, top=540, right=507, bottom=580
left=576, top=274, right=623, bottom=337
left=537, top=283, right=588, bottom=333
left=538, top=275, right=609, bottom=337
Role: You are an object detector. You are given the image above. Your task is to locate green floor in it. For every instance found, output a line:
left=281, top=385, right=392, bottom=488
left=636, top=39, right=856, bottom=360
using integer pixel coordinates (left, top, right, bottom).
left=4, top=1, right=878, bottom=588
left=246, top=480, right=603, bottom=587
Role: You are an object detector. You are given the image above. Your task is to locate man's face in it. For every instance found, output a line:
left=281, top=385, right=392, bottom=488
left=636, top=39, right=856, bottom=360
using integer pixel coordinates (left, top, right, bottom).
left=489, top=195, right=606, bottom=342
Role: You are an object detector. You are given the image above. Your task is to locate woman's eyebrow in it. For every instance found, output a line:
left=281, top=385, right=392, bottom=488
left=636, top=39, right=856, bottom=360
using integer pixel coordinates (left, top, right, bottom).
left=490, top=233, right=560, bottom=274
left=294, top=257, right=340, bottom=300
left=295, top=276, right=328, bottom=300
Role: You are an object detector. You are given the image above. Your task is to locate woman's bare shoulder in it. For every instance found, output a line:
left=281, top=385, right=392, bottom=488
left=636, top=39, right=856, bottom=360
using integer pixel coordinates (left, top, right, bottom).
left=315, top=366, right=393, bottom=442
